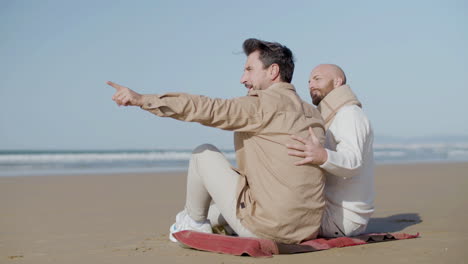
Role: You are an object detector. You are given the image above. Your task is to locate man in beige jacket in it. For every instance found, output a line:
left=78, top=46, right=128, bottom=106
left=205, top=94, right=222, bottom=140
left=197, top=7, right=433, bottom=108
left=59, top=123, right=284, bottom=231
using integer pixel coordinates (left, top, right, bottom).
left=107, top=39, right=325, bottom=244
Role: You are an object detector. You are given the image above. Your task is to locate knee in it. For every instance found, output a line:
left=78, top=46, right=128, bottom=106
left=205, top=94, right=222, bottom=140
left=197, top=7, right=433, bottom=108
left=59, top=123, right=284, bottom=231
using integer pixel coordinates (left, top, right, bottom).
left=191, top=144, right=225, bottom=167
left=192, top=144, right=220, bottom=154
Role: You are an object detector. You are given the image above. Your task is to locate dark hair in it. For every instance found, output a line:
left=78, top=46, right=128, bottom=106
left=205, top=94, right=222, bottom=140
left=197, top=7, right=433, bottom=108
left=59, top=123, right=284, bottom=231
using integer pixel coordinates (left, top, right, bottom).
left=242, top=38, right=295, bottom=83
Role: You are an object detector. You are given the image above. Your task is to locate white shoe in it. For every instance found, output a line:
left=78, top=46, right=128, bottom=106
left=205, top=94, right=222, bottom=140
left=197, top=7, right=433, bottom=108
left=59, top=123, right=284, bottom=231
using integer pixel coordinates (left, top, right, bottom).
left=169, top=210, right=213, bottom=243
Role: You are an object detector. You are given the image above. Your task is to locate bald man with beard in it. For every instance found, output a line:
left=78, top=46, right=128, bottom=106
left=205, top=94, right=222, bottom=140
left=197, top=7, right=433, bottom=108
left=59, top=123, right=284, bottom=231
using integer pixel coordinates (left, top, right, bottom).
left=287, top=64, right=375, bottom=237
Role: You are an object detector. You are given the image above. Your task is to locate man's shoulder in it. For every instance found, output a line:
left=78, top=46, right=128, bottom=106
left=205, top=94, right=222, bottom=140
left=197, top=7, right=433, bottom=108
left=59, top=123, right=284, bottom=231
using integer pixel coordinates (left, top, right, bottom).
left=254, top=83, right=306, bottom=107
left=333, top=105, right=372, bottom=129
left=336, top=105, right=368, bottom=119
left=298, top=100, right=320, bottom=117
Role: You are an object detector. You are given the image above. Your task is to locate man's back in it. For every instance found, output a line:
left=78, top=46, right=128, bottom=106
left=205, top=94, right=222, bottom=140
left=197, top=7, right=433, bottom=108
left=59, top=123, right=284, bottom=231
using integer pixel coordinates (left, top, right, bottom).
left=234, top=83, right=325, bottom=243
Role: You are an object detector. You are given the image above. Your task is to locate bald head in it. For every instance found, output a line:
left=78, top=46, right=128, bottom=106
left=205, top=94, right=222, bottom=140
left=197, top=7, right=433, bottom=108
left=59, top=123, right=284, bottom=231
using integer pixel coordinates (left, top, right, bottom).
left=313, top=64, right=346, bottom=86
left=308, top=64, right=347, bottom=105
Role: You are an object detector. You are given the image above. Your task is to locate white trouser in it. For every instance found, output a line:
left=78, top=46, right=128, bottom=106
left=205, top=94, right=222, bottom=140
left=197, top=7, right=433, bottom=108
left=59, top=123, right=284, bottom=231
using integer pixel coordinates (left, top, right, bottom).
left=319, top=203, right=367, bottom=237
left=184, top=144, right=257, bottom=238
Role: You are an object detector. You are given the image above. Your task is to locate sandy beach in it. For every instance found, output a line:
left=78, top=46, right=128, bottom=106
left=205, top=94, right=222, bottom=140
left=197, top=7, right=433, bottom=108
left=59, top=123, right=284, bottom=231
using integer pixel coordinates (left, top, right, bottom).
left=1, top=162, right=467, bottom=263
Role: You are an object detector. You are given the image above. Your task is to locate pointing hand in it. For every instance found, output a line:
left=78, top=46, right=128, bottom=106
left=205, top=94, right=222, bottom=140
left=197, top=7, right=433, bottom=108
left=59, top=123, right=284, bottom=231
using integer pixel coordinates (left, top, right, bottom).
left=107, top=81, right=144, bottom=107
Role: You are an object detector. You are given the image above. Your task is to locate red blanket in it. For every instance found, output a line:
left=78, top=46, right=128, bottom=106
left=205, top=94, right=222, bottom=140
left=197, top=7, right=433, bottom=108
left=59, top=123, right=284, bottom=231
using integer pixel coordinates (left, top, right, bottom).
left=173, top=231, right=419, bottom=257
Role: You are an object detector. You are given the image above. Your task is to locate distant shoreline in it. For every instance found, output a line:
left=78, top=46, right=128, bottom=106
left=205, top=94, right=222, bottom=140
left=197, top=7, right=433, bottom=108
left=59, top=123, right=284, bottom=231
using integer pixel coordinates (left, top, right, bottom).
left=1, top=144, right=468, bottom=177
left=1, top=160, right=468, bottom=178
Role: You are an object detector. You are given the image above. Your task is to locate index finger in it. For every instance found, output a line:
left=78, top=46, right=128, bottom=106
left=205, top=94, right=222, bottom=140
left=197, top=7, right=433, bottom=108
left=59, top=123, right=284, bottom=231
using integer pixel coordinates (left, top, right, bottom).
left=308, top=126, right=318, bottom=139
left=106, top=81, right=125, bottom=91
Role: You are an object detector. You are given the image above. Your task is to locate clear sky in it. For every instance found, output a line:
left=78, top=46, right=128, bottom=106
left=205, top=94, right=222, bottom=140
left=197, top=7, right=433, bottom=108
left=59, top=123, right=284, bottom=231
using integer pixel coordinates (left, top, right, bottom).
left=1, top=0, right=467, bottom=150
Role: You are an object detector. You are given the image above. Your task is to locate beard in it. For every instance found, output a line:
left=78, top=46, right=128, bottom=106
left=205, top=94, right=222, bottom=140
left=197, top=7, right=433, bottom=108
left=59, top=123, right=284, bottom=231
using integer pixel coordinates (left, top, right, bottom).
left=310, top=91, right=323, bottom=106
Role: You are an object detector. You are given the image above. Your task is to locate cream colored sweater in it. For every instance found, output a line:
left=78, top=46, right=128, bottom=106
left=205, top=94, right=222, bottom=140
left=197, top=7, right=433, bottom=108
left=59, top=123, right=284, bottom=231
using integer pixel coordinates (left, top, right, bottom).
left=320, top=104, right=375, bottom=225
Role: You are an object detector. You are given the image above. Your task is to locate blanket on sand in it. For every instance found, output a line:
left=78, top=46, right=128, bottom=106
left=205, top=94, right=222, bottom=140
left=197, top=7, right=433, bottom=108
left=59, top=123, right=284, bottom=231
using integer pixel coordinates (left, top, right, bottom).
left=173, top=231, right=420, bottom=257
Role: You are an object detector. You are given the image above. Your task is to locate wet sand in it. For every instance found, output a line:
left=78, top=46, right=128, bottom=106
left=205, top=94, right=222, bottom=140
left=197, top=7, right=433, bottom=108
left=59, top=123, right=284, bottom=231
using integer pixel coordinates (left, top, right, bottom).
left=1, top=162, right=467, bottom=263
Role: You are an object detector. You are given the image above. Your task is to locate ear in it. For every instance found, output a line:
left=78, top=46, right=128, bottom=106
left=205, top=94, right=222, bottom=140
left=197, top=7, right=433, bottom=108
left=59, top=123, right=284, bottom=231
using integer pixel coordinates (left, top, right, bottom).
left=333, top=77, right=344, bottom=88
left=269, top=64, right=281, bottom=81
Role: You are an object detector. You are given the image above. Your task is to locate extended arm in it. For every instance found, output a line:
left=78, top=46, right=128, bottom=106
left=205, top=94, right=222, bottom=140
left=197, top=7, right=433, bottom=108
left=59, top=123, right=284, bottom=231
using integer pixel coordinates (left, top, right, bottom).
left=107, top=81, right=262, bottom=132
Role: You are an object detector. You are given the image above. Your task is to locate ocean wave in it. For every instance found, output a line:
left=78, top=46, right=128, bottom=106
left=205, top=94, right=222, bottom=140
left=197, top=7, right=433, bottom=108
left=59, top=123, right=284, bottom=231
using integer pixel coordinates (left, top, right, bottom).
left=1, top=144, right=468, bottom=176
left=373, top=151, right=406, bottom=157
left=374, top=142, right=468, bottom=149
left=0, top=151, right=237, bottom=164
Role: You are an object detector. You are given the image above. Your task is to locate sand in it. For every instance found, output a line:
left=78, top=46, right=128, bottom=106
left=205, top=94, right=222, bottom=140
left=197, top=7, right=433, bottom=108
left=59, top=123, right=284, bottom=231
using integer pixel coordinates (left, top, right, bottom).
left=1, top=162, right=467, bottom=263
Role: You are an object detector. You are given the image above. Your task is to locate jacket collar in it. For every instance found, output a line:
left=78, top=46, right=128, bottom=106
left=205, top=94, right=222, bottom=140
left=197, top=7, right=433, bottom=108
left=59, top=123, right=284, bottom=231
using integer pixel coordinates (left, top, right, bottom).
left=318, top=85, right=361, bottom=129
left=247, top=82, right=295, bottom=96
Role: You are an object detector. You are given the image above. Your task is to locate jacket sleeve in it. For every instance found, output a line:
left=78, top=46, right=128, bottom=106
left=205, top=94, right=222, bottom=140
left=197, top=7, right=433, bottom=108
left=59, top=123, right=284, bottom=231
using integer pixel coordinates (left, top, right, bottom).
left=320, top=106, right=372, bottom=178
left=140, top=93, right=263, bottom=132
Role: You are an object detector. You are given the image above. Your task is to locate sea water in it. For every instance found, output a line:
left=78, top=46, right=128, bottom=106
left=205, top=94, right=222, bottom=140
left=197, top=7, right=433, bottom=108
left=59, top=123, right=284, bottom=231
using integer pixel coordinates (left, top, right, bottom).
left=1, top=143, right=468, bottom=176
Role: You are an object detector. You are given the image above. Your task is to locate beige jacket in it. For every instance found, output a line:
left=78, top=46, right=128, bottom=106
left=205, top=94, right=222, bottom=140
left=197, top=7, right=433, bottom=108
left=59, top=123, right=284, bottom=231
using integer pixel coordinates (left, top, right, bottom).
left=141, top=82, right=325, bottom=244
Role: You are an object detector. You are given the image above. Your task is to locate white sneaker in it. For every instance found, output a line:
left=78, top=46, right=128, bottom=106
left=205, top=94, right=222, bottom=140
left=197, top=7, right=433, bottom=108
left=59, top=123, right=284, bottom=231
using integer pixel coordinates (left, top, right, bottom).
left=169, top=210, right=213, bottom=243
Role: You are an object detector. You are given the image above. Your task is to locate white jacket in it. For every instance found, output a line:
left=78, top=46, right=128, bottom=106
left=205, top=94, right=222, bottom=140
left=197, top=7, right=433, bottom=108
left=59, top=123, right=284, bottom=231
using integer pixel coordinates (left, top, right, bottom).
left=320, top=105, right=375, bottom=225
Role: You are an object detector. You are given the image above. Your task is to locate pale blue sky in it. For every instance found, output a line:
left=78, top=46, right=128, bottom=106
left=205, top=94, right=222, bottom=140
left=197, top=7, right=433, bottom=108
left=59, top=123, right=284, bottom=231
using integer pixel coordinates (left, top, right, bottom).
left=1, top=0, right=467, bottom=150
